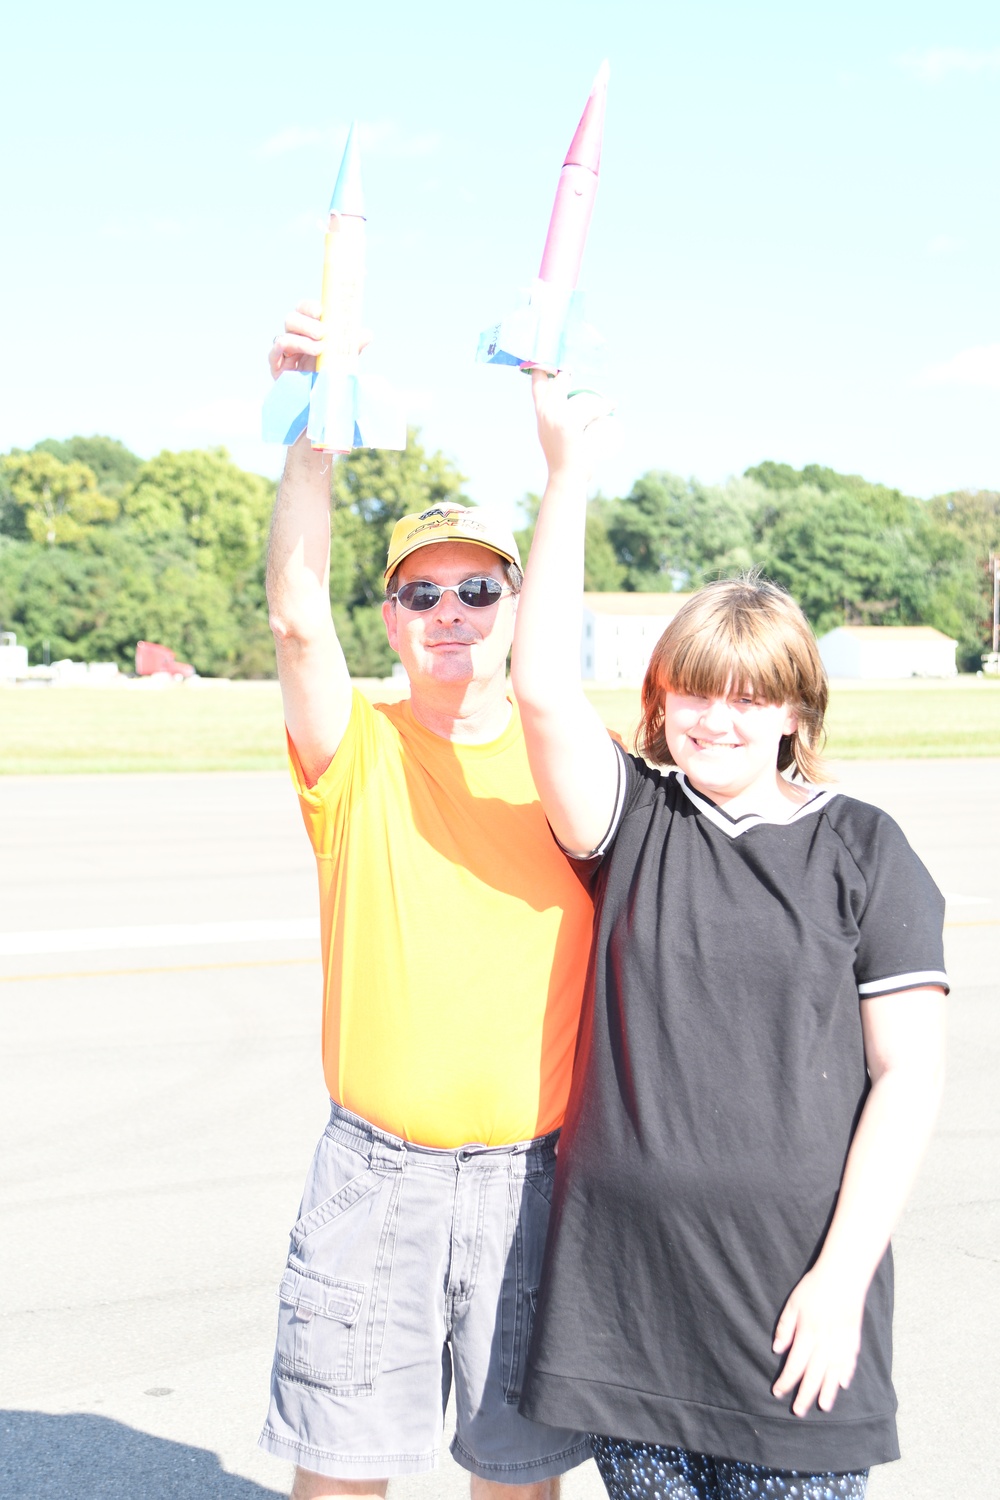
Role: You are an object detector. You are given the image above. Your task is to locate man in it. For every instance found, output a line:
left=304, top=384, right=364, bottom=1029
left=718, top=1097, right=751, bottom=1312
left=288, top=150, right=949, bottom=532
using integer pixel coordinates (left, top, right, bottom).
left=257, top=302, right=595, bottom=1500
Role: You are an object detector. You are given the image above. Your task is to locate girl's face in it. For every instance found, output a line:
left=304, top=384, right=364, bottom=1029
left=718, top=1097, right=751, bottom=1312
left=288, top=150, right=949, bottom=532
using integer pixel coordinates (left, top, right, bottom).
left=662, top=684, right=798, bottom=808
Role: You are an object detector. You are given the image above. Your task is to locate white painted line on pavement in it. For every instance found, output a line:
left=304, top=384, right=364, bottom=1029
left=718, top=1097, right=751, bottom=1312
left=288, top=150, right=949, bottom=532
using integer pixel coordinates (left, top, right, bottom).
left=0, top=955, right=321, bottom=985
left=0, top=919, right=318, bottom=957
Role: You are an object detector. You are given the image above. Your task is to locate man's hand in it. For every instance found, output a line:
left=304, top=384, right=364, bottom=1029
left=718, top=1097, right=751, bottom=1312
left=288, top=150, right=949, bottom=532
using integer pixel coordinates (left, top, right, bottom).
left=530, top=369, right=614, bottom=483
left=771, top=1262, right=866, bottom=1416
left=269, top=300, right=373, bottom=382
left=269, top=300, right=323, bottom=380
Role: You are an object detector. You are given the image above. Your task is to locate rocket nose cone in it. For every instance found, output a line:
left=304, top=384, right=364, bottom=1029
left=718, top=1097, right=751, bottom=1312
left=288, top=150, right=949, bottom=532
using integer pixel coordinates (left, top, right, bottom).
left=329, top=121, right=366, bottom=218
left=563, top=60, right=609, bottom=174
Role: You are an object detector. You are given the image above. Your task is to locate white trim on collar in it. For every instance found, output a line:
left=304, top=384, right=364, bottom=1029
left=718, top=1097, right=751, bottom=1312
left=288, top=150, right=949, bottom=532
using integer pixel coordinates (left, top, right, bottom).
left=674, top=770, right=836, bottom=837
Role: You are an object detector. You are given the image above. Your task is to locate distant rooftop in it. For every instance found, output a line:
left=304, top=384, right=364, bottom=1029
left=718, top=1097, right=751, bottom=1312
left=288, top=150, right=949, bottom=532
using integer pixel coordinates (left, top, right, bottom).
left=582, top=592, right=693, bottom=616
left=821, top=626, right=956, bottom=642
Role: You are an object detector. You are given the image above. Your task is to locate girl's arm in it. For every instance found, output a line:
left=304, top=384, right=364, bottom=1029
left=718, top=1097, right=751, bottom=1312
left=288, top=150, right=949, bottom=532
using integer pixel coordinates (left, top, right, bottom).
left=511, top=372, right=620, bottom=854
left=771, top=985, right=947, bottom=1416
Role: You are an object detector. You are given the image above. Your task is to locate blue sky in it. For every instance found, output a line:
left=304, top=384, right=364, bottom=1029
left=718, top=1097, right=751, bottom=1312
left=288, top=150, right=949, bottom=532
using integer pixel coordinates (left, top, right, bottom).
left=2, top=1, right=998, bottom=522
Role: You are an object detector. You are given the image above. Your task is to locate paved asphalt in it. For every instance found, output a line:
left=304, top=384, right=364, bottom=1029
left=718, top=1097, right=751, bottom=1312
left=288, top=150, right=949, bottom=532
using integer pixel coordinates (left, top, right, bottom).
left=0, top=762, right=996, bottom=1500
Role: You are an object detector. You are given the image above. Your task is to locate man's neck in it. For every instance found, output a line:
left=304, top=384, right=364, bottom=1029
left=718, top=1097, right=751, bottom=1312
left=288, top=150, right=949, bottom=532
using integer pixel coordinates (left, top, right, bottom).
left=408, top=678, right=513, bottom=744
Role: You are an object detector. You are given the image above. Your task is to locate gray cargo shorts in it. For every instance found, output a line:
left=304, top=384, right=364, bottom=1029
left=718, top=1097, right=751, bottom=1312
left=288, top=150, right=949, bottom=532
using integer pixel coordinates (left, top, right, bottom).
left=258, top=1100, right=590, bottom=1482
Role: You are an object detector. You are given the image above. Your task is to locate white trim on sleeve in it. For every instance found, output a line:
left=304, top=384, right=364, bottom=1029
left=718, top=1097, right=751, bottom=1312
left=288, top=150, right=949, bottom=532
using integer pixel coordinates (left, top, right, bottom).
left=858, top=970, right=950, bottom=996
left=555, top=740, right=628, bottom=861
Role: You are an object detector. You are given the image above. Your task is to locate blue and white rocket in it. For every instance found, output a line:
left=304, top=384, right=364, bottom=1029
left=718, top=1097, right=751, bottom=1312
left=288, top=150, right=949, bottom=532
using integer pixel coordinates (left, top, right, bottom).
left=262, top=123, right=406, bottom=452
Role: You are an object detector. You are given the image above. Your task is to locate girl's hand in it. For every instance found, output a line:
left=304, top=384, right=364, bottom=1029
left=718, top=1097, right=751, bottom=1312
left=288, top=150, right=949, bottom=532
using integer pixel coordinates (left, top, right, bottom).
left=531, top=368, right=614, bottom=482
left=771, top=1263, right=866, bottom=1415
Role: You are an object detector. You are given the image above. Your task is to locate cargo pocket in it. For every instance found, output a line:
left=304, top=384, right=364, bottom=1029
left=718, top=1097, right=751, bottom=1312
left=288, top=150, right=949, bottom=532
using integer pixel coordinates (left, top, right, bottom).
left=276, top=1153, right=402, bottom=1395
left=276, top=1265, right=366, bottom=1391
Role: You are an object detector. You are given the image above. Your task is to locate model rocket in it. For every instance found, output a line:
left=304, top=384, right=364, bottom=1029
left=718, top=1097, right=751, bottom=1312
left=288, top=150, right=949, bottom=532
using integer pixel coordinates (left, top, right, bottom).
left=477, top=62, right=608, bottom=375
left=262, top=123, right=406, bottom=452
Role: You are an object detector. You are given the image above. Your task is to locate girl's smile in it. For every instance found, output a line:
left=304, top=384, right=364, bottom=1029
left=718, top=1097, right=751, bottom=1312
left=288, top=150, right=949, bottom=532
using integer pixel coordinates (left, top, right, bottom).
left=663, top=686, right=803, bottom=816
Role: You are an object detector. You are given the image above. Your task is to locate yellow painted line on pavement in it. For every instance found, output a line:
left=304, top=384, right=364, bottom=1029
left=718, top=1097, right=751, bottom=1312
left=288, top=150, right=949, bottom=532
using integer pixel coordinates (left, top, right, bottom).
left=0, top=956, right=321, bottom=985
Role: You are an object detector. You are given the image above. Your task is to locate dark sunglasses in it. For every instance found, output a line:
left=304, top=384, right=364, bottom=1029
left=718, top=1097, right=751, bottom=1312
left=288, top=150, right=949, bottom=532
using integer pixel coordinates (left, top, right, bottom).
left=392, top=576, right=514, bottom=611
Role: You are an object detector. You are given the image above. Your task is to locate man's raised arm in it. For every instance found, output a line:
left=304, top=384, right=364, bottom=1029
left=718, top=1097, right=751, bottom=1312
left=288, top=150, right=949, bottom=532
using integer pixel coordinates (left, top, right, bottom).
left=266, top=303, right=353, bottom=786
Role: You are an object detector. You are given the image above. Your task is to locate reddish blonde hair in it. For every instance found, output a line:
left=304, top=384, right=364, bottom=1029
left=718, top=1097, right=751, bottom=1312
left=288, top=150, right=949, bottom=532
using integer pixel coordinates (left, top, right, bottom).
left=636, top=576, right=830, bottom=782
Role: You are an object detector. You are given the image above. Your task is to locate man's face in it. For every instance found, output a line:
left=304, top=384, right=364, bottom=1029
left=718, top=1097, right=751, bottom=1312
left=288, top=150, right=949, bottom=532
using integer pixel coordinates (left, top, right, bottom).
left=382, top=541, right=516, bottom=691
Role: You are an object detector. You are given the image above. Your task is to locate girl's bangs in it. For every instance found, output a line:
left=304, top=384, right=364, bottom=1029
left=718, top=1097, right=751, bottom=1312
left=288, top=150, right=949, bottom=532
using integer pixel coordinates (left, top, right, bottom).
left=663, top=621, right=799, bottom=707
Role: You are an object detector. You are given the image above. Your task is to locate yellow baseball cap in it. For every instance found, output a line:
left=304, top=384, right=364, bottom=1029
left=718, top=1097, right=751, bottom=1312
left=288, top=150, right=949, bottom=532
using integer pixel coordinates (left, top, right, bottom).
left=384, top=505, right=522, bottom=585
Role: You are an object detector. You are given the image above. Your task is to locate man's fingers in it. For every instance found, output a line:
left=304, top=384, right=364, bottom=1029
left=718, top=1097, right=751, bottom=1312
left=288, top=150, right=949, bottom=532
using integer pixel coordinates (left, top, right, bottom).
left=269, top=334, right=320, bottom=379
left=270, top=319, right=372, bottom=380
left=283, top=310, right=324, bottom=340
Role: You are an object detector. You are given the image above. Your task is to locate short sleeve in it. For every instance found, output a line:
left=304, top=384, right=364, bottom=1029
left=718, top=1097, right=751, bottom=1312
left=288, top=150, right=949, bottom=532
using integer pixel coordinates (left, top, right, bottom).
left=287, top=689, right=383, bottom=857
left=562, top=745, right=662, bottom=879
left=852, top=811, right=949, bottom=997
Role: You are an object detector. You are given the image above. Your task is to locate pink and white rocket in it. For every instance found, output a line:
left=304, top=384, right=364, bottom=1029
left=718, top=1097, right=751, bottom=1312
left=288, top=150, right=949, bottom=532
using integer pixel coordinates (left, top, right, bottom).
left=477, top=61, right=608, bottom=374
left=262, top=123, right=406, bottom=452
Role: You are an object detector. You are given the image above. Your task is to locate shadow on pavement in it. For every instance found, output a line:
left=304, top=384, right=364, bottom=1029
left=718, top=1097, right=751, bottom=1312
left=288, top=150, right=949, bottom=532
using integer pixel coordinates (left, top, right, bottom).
left=0, top=1410, right=283, bottom=1499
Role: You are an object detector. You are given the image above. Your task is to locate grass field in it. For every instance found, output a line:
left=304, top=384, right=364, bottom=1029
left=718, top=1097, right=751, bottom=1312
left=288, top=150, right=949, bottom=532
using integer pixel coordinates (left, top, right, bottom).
left=1, top=676, right=999, bottom=774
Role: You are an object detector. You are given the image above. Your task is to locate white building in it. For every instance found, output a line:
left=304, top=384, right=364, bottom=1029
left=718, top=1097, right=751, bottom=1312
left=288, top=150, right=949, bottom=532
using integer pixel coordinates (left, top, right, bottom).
left=0, top=632, right=28, bottom=680
left=818, top=626, right=958, bottom=679
left=581, top=593, right=693, bottom=684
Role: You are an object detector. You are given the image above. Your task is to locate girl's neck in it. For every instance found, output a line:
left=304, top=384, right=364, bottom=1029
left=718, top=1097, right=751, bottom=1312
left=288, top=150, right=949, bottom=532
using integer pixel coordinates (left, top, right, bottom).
left=688, top=771, right=813, bottom=823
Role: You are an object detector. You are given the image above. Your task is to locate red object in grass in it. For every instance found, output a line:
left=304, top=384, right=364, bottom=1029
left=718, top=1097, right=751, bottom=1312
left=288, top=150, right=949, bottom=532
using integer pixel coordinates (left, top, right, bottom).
left=135, top=640, right=196, bottom=678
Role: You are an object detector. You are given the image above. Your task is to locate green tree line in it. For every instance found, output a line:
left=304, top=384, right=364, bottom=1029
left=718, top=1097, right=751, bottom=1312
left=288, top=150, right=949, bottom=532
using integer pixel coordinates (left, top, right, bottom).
left=1, top=436, right=997, bottom=677
left=519, top=463, right=1000, bottom=671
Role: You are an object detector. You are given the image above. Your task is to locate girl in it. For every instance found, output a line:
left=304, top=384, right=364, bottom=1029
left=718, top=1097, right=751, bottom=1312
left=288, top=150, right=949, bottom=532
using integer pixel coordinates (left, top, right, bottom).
left=511, top=373, right=948, bottom=1500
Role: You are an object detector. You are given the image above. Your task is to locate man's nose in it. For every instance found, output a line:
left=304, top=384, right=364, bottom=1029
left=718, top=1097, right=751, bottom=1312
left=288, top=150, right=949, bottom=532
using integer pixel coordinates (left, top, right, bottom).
left=431, top=585, right=465, bottom=618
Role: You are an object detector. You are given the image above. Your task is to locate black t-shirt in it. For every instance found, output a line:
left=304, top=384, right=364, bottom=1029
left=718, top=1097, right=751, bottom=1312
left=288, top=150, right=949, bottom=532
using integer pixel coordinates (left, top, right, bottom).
left=520, top=753, right=948, bottom=1472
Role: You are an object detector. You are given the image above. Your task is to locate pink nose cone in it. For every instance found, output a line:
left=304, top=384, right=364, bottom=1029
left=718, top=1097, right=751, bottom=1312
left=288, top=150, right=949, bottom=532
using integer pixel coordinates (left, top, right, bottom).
left=537, top=60, right=608, bottom=288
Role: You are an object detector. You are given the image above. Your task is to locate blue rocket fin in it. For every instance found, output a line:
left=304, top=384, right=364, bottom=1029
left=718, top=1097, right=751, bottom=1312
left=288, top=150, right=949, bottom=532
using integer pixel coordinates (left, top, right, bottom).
left=263, top=367, right=405, bottom=452
left=477, top=280, right=603, bottom=380
left=262, top=370, right=316, bottom=444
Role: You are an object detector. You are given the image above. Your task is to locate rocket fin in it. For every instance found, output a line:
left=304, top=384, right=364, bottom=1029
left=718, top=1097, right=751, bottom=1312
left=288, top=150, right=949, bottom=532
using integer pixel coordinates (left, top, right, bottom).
left=354, top=375, right=407, bottom=450
left=262, top=370, right=315, bottom=444
left=307, top=364, right=358, bottom=452
left=303, top=363, right=406, bottom=452
left=477, top=282, right=603, bottom=379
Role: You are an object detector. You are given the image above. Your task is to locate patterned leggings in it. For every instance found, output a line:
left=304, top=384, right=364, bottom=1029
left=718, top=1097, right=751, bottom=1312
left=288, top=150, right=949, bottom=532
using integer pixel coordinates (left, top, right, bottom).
left=591, top=1436, right=869, bottom=1500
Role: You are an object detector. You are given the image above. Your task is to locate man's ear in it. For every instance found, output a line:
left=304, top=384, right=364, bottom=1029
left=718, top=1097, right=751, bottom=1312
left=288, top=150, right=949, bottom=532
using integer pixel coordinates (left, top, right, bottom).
left=382, top=598, right=397, bottom=650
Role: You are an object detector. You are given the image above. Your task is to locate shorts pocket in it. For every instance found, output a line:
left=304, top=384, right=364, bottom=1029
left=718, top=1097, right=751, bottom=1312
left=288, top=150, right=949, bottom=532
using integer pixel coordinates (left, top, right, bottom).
left=275, top=1264, right=367, bottom=1391
left=291, top=1128, right=384, bottom=1244
left=275, top=1131, right=402, bottom=1395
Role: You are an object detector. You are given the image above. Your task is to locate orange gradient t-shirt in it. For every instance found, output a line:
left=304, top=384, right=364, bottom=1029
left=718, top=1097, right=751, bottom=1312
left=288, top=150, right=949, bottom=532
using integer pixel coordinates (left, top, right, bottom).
left=289, top=691, right=594, bottom=1148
